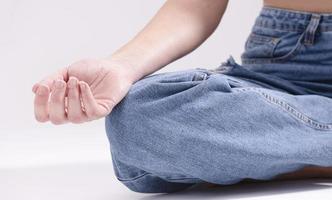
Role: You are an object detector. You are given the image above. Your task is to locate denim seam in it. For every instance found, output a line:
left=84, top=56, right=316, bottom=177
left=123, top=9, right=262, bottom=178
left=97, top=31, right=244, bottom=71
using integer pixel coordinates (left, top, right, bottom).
left=255, top=20, right=305, bottom=32
left=255, top=20, right=332, bottom=33
left=110, top=151, right=122, bottom=179
left=262, top=5, right=332, bottom=16
left=257, top=6, right=332, bottom=32
left=161, top=176, right=201, bottom=181
left=113, top=146, right=202, bottom=182
left=117, top=172, right=151, bottom=182
left=117, top=171, right=201, bottom=182
left=303, top=14, right=321, bottom=45
left=248, top=33, right=279, bottom=43
left=111, top=151, right=153, bottom=182
left=237, top=87, right=332, bottom=131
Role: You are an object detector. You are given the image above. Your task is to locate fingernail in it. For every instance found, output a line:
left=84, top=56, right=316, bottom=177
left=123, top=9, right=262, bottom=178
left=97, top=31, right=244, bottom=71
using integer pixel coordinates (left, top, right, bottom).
left=55, top=80, right=65, bottom=89
left=67, top=77, right=77, bottom=89
left=32, top=84, right=39, bottom=93
left=37, top=86, right=47, bottom=95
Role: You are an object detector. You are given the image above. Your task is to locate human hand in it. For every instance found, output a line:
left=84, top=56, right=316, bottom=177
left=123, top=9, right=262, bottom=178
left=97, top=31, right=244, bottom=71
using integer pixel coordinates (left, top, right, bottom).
left=32, top=58, right=135, bottom=124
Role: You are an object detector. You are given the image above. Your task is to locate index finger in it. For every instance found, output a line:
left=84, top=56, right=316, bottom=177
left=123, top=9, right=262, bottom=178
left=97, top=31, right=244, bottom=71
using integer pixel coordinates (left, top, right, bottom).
left=34, top=84, right=50, bottom=122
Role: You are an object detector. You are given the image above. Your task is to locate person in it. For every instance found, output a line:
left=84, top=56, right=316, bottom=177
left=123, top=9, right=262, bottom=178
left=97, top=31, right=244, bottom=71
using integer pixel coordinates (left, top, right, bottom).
left=32, top=0, right=332, bottom=193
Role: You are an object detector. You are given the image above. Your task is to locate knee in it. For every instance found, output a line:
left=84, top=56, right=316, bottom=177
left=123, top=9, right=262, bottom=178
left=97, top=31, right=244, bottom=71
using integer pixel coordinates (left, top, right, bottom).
left=104, top=75, right=161, bottom=164
left=104, top=69, right=209, bottom=168
left=104, top=96, right=142, bottom=164
left=105, top=89, right=198, bottom=194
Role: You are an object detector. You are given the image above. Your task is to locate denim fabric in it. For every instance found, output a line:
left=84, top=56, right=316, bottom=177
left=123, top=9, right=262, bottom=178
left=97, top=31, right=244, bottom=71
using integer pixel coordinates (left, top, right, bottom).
left=240, top=6, right=332, bottom=98
left=104, top=6, right=332, bottom=193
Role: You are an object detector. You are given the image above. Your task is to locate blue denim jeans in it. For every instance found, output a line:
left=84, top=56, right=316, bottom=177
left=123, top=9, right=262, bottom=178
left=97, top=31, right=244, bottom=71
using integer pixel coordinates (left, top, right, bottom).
left=105, top=6, right=332, bottom=193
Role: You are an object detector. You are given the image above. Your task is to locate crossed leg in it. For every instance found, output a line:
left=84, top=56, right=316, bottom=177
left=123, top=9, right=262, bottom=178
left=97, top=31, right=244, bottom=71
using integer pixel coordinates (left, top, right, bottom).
left=104, top=68, right=332, bottom=193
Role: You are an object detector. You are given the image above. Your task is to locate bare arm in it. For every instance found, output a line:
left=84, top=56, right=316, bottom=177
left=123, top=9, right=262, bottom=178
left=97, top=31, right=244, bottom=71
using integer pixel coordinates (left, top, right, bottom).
left=109, top=0, right=229, bottom=83
left=32, top=0, right=229, bottom=124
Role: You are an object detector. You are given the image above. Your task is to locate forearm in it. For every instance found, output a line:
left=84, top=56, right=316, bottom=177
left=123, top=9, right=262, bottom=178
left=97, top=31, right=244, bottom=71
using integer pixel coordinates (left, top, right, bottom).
left=107, top=0, right=228, bottom=83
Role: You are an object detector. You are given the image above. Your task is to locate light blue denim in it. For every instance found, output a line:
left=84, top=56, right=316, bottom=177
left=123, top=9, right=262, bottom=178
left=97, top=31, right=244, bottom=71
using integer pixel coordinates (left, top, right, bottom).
left=105, top=6, right=332, bottom=193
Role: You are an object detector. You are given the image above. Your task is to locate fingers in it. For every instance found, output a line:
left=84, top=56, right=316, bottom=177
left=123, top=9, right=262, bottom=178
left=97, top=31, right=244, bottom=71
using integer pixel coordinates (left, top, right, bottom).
left=32, top=67, right=69, bottom=94
left=48, top=79, right=68, bottom=125
left=33, top=72, right=109, bottom=124
left=79, top=81, right=110, bottom=120
left=66, top=77, right=88, bottom=123
left=34, top=84, right=50, bottom=122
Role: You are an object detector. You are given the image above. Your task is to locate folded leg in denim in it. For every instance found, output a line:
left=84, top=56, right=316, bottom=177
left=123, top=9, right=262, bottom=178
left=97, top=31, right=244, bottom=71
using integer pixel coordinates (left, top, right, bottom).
left=104, top=67, right=332, bottom=193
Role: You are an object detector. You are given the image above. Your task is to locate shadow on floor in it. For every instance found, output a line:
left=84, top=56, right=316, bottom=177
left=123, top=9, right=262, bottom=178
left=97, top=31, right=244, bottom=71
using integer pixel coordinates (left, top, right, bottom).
left=141, top=178, right=332, bottom=200
left=1, top=161, right=331, bottom=200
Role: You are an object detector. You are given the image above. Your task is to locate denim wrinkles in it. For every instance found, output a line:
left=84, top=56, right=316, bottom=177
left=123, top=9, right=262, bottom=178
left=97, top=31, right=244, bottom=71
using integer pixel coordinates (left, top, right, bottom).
left=104, top=6, right=332, bottom=193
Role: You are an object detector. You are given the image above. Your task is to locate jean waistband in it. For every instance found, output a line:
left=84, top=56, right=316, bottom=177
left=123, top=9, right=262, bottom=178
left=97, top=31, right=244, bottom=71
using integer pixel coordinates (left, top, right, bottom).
left=255, top=6, right=332, bottom=32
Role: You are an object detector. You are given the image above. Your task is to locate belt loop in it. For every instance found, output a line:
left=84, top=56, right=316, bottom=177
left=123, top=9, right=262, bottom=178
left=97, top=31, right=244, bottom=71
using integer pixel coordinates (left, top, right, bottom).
left=303, top=14, right=321, bottom=45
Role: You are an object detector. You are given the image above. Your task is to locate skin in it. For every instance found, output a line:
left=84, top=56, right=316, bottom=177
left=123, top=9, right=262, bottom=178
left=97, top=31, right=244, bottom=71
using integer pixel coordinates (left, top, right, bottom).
left=32, top=0, right=331, bottom=181
left=264, top=0, right=332, bottom=13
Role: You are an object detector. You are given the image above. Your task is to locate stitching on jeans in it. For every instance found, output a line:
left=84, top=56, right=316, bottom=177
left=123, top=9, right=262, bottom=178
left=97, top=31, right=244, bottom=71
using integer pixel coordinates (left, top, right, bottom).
left=111, top=152, right=152, bottom=182
left=117, top=171, right=201, bottom=182
left=245, top=33, right=281, bottom=58
left=242, top=33, right=305, bottom=64
left=237, top=87, right=332, bottom=131
left=113, top=151, right=201, bottom=182
left=117, top=172, right=150, bottom=182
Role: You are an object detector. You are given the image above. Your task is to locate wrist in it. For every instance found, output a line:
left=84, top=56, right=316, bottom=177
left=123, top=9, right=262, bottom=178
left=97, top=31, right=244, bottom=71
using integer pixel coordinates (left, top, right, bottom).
left=102, top=56, right=145, bottom=84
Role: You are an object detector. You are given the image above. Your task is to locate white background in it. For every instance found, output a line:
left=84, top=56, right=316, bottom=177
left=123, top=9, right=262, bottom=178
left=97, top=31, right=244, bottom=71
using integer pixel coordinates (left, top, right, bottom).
left=1, top=0, right=331, bottom=199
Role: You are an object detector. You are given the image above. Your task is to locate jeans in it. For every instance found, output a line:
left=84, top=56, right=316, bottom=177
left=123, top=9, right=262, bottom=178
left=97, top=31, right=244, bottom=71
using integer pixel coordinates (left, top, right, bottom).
left=104, top=6, right=332, bottom=193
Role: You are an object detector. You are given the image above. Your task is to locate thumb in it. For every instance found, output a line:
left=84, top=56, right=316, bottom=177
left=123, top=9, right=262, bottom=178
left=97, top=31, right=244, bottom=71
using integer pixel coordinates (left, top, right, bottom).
left=79, top=81, right=116, bottom=119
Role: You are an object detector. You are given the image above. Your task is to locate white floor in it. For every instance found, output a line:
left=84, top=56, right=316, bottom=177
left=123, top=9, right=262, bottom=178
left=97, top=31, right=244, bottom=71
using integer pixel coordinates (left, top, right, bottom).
left=1, top=129, right=331, bottom=200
